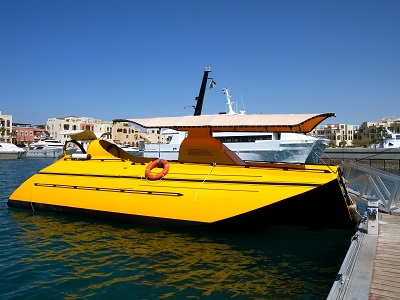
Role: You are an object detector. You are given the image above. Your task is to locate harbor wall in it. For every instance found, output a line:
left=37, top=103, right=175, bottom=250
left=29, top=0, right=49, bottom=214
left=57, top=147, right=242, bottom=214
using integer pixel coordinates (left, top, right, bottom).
left=319, top=148, right=400, bottom=170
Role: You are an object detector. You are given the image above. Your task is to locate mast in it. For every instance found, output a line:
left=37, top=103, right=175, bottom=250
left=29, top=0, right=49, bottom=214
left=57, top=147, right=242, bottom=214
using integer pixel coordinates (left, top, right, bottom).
left=193, top=67, right=212, bottom=116
left=222, top=88, right=236, bottom=115
left=222, top=87, right=246, bottom=115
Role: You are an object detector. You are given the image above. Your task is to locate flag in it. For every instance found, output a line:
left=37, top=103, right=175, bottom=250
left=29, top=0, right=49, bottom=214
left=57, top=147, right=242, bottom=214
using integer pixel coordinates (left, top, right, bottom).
left=209, top=80, right=216, bottom=89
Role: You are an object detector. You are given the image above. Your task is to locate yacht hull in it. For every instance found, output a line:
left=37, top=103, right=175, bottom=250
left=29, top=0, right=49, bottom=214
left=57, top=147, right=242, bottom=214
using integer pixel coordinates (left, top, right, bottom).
left=8, top=143, right=357, bottom=229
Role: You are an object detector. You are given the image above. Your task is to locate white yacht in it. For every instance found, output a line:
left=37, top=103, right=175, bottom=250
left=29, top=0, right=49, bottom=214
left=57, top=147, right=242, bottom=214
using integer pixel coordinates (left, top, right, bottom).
left=141, top=88, right=329, bottom=163
left=0, top=142, right=27, bottom=159
left=380, top=127, right=400, bottom=148
left=27, top=138, right=65, bottom=158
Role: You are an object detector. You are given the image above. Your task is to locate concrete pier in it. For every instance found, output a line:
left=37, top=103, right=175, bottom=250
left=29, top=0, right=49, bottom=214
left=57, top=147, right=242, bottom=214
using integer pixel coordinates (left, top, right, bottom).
left=320, top=148, right=400, bottom=169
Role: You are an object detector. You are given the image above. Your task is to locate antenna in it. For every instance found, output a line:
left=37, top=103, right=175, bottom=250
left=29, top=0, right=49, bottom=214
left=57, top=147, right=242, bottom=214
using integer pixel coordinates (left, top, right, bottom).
left=240, top=95, right=246, bottom=115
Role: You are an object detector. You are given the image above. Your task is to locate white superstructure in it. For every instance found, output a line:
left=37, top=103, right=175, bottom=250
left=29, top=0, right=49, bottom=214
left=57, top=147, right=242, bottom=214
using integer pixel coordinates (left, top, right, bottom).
left=380, top=127, right=400, bottom=148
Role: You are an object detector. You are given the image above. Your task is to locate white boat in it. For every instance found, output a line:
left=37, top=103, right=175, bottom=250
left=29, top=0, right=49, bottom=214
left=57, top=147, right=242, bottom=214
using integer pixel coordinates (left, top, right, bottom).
left=0, top=142, right=27, bottom=159
left=26, top=138, right=65, bottom=158
left=141, top=88, right=329, bottom=163
left=380, top=127, right=400, bottom=148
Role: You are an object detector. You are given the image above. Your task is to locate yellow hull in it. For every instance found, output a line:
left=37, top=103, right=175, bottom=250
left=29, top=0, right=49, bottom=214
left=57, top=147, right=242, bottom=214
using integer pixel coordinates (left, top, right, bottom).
left=8, top=140, right=358, bottom=229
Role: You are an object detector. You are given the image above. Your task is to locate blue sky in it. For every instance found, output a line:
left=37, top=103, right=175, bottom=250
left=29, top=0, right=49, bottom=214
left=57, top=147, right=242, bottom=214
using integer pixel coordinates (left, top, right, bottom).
left=1, top=0, right=399, bottom=126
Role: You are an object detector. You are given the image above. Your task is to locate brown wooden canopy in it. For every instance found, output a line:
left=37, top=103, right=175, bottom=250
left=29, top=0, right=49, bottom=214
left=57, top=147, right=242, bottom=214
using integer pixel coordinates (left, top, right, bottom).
left=114, top=112, right=334, bottom=133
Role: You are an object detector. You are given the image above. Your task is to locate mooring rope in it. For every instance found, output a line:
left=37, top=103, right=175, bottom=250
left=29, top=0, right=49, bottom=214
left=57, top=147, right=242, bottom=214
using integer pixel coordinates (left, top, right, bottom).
left=193, top=163, right=216, bottom=202
left=292, top=130, right=336, bottom=173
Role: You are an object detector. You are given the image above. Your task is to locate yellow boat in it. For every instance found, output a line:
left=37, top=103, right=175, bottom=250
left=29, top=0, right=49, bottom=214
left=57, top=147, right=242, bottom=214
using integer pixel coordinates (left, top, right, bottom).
left=8, top=112, right=360, bottom=229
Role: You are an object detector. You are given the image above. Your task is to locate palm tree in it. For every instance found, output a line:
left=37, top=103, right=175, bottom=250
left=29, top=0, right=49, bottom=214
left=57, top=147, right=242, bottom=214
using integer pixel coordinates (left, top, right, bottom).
left=9, top=131, right=18, bottom=144
left=0, top=126, right=6, bottom=142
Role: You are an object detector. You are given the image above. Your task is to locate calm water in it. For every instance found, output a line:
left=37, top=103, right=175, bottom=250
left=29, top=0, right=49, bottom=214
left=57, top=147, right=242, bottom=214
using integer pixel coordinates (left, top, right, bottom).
left=0, top=158, right=354, bottom=299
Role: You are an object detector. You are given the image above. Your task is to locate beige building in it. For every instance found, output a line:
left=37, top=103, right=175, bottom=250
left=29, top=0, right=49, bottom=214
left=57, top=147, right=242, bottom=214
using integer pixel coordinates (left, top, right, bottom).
left=46, top=116, right=113, bottom=144
left=112, top=122, right=142, bottom=147
left=311, top=123, right=356, bottom=147
left=356, top=117, right=400, bottom=143
left=312, top=117, right=400, bottom=148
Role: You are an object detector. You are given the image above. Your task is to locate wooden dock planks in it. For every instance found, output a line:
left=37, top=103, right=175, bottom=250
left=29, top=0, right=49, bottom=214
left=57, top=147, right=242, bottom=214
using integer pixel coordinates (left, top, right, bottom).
left=369, top=213, right=400, bottom=299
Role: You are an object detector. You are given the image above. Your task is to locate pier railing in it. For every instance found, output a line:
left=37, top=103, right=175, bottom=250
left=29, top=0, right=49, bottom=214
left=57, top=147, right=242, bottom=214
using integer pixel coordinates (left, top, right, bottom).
left=340, top=160, right=400, bottom=213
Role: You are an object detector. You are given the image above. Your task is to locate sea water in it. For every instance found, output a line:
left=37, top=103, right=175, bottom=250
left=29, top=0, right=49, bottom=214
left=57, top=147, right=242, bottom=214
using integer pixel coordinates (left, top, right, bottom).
left=0, top=158, right=354, bottom=299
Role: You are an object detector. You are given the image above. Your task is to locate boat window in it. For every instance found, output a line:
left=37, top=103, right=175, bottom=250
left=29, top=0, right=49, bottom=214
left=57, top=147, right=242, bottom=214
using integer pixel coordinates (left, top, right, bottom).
left=215, top=135, right=273, bottom=143
left=396, top=135, right=400, bottom=140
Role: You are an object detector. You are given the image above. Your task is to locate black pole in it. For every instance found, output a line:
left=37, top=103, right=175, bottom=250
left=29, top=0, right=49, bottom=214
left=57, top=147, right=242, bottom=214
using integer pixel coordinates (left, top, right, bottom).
left=193, top=68, right=211, bottom=116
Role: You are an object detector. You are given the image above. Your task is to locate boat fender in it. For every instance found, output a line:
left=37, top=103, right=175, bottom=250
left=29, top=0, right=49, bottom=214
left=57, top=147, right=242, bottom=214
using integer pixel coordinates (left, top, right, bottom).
left=145, top=159, right=169, bottom=180
left=71, top=153, right=92, bottom=160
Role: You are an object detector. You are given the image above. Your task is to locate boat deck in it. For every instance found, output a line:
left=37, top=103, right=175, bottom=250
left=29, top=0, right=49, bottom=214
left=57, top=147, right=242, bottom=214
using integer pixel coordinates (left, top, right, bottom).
left=328, top=211, right=400, bottom=299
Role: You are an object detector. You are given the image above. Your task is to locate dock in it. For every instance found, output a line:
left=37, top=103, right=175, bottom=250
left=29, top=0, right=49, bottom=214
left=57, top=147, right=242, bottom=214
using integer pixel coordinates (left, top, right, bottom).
left=327, top=212, right=400, bottom=299
left=327, top=161, right=400, bottom=299
left=370, top=213, right=400, bottom=299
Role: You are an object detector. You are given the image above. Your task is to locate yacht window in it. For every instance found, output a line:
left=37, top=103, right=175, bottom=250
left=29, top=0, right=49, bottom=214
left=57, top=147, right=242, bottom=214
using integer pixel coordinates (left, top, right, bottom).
left=216, top=135, right=273, bottom=143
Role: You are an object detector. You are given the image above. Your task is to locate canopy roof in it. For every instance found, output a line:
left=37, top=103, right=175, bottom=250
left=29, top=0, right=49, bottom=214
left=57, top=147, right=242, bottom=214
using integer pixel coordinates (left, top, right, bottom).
left=115, top=113, right=334, bottom=133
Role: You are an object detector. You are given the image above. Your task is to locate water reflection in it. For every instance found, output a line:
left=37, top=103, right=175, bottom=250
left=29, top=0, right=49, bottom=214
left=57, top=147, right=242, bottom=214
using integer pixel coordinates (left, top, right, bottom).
left=5, top=210, right=351, bottom=299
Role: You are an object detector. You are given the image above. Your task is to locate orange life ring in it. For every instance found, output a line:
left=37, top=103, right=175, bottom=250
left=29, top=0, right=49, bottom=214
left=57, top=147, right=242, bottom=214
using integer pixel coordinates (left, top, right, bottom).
left=145, top=159, right=169, bottom=180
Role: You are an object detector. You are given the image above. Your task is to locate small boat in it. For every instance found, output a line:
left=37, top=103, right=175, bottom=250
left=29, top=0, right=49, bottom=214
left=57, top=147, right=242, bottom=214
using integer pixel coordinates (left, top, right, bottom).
left=380, top=127, right=400, bottom=148
left=27, top=138, right=65, bottom=158
left=8, top=69, right=360, bottom=229
left=0, top=142, right=27, bottom=159
left=141, top=88, right=328, bottom=163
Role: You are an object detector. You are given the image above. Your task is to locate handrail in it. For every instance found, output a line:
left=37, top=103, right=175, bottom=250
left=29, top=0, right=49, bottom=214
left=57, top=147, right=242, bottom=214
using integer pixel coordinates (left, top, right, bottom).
left=341, top=160, right=400, bottom=213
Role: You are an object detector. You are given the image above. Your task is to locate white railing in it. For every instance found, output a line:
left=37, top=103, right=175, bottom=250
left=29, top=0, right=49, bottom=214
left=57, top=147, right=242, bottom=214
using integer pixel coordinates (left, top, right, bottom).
left=341, top=160, right=400, bottom=213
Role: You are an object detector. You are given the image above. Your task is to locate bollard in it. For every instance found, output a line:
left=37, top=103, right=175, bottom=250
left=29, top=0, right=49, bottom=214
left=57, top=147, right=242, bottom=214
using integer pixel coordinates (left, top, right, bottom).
left=367, top=200, right=379, bottom=235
